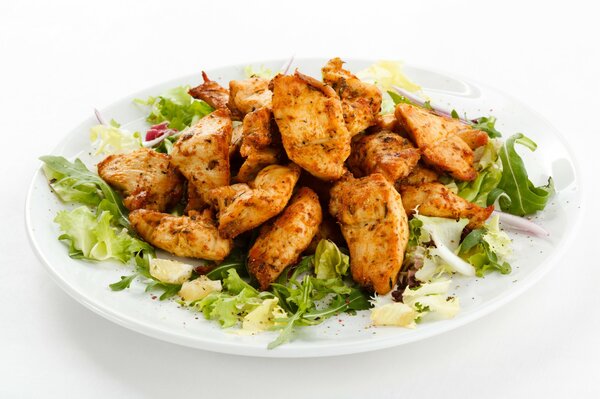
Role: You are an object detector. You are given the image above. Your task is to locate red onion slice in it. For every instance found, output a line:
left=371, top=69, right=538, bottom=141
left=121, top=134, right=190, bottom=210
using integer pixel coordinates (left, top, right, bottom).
left=94, top=108, right=107, bottom=126
left=493, top=211, right=550, bottom=237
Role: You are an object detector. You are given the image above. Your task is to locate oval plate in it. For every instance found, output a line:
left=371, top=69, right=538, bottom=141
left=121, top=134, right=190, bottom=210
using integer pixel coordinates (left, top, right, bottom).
left=26, top=58, right=582, bottom=357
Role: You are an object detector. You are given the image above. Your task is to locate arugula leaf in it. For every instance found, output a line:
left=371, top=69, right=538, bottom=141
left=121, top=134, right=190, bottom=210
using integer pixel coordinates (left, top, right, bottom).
left=135, top=86, right=214, bottom=131
left=206, top=247, right=247, bottom=280
left=494, top=134, right=554, bottom=216
left=387, top=90, right=412, bottom=105
left=109, top=274, right=137, bottom=291
left=40, top=156, right=130, bottom=230
left=459, top=216, right=512, bottom=277
left=472, top=116, right=502, bottom=138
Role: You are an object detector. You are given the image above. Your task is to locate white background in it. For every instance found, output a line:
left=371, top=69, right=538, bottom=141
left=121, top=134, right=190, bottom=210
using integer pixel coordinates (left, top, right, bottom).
left=2, top=0, right=599, bottom=397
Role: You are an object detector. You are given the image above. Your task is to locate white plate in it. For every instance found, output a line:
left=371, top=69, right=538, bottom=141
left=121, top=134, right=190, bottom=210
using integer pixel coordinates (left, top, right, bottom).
left=25, top=58, right=583, bottom=357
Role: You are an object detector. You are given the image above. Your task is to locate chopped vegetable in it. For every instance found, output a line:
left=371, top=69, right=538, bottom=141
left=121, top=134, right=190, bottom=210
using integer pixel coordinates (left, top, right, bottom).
left=149, top=258, right=193, bottom=285
left=135, top=86, right=214, bottom=131
left=90, top=124, right=141, bottom=155
left=314, top=239, right=350, bottom=279
left=492, top=134, right=554, bottom=216
left=179, top=276, right=222, bottom=302
left=371, top=302, right=417, bottom=327
left=402, top=280, right=460, bottom=321
left=55, top=207, right=149, bottom=263
left=244, top=65, right=275, bottom=79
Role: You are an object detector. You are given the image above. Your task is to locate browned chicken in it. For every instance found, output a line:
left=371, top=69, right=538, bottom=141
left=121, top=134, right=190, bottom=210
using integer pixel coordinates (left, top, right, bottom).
left=271, top=71, right=351, bottom=180
left=457, top=129, right=489, bottom=150
left=396, top=163, right=439, bottom=186
left=228, top=77, right=272, bottom=117
left=170, top=109, right=232, bottom=208
left=188, top=72, right=240, bottom=119
left=229, top=123, right=243, bottom=158
left=236, top=107, right=282, bottom=182
left=369, top=113, right=402, bottom=134
left=322, top=58, right=382, bottom=136
left=207, top=163, right=301, bottom=238
left=347, top=131, right=420, bottom=182
left=398, top=182, right=493, bottom=229
left=97, top=148, right=183, bottom=212
left=395, top=103, right=478, bottom=181
left=247, top=187, right=322, bottom=290
left=329, top=173, right=409, bottom=294
left=129, top=209, right=233, bottom=261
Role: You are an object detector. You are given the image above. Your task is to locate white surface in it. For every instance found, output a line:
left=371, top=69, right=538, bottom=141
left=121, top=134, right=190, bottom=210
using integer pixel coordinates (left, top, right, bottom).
left=26, top=58, right=582, bottom=357
left=2, top=0, right=599, bottom=396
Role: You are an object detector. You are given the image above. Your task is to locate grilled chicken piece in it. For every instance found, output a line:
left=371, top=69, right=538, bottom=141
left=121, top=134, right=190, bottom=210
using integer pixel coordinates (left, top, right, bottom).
left=457, top=129, right=489, bottom=150
left=329, top=173, right=409, bottom=294
left=228, top=77, right=272, bottom=117
left=171, top=109, right=232, bottom=208
left=395, top=103, right=478, bottom=181
left=398, top=182, right=493, bottom=229
left=207, top=163, right=301, bottom=238
left=129, top=209, right=232, bottom=261
left=188, top=72, right=237, bottom=116
left=236, top=107, right=281, bottom=182
left=229, top=123, right=243, bottom=158
left=322, top=58, right=382, bottom=136
left=98, top=148, right=183, bottom=212
left=369, top=113, right=401, bottom=134
left=247, top=187, right=322, bottom=290
left=347, top=131, right=420, bottom=182
left=396, top=163, right=439, bottom=186
left=271, top=71, right=351, bottom=180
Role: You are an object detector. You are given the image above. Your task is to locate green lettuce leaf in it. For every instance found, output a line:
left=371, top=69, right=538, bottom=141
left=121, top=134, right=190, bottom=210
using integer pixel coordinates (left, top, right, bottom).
left=135, top=86, right=214, bottom=131
left=55, top=207, right=149, bottom=263
left=314, top=239, right=350, bottom=279
left=493, top=133, right=554, bottom=216
left=40, top=156, right=130, bottom=230
left=89, top=124, right=141, bottom=156
left=472, top=116, right=502, bottom=138
left=459, top=215, right=512, bottom=277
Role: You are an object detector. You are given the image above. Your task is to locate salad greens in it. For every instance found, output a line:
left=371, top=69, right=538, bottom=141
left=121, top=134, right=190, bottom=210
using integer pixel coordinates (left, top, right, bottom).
left=89, top=124, right=141, bottom=156
left=491, top=133, right=555, bottom=216
left=135, top=86, right=214, bottom=131
left=459, top=215, right=512, bottom=277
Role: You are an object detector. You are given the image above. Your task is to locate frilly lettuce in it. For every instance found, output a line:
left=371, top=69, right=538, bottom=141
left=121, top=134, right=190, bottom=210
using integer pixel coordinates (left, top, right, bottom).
left=415, top=215, right=475, bottom=277
left=314, top=239, right=350, bottom=279
left=402, top=280, right=460, bottom=321
left=357, top=60, right=422, bottom=114
left=459, top=215, right=512, bottom=277
left=179, top=276, right=222, bottom=302
left=244, top=65, right=275, bottom=79
left=371, top=302, right=417, bottom=328
left=90, top=124, right=141, bottom=156
left=135, top=86, right=214, bottom=131
left=54, top=207, right=149, bottom=263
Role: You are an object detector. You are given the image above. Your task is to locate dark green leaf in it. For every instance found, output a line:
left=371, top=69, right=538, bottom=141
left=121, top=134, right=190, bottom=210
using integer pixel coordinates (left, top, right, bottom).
left=109, top=274, right=137, bottom=291
left=472, top=116, right=502, bottom=138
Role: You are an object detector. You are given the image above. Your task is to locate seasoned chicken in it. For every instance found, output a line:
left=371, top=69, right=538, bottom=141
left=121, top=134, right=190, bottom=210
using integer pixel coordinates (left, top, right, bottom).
left=236, top=107, right=282, bottom=182
left=271, top=71, right=351, bottom=180
left=97, top=148, right=183, bottom=212
left=457, top=128, right=489, bottom=150
left=398, top=182, right=493, bottom=228
left=170, top=109, right=232, bottom=208
left=229, top=123, right=243, bottom=158
left=329, top=173, right=409, bottom=294
left=247, top=187, right=322, bottom=290
left=322, top=58, right=382, bottom=136
left=347, top=131, right=420, bottom=182
left=188, top=72, right=240, bottom=120
left=395, top=103, right=478, bottom=181
left=129, top=209, right=233, bottom=261
left=369, top=113, right=401, bottom=134
left=396, top=163, right=439, bottom=186
left=207, top=163, right=301, bottom=238
left=228, top=77, right=272, bottom=117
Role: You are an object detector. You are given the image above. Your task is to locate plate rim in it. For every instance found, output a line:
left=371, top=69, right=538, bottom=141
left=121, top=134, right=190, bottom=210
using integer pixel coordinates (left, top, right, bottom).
left=25, top=57, right=585, bottom=357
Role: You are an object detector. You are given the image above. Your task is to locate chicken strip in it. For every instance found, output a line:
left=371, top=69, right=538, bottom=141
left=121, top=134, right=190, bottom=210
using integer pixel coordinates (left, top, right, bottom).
left=129, top=209, right=232, bottom=261
left=347, top=131, right=420, bottom=182
left=207, top=163, right=301, bottom=238
left=97, top=148, right=183, bottom=212
left=329, top=173, right=409, bottom=294
left=398, top=182, right=493, bottom=229
left=271, top=71, right=351, bottom=180
left=228, top=77, right=272, bottom=117
left=236, top=107, right=281, bottom=182
left=396, top=163, right=439, bottom=187
left=247, top=187, right=322, bottom=290
left=322, top=58, right=382, bottom=136
left=395, top=103, right=478, bottom=181
left=170, top=109, right=232, bottom=208
left=188, top=72, right=233, bottom=113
